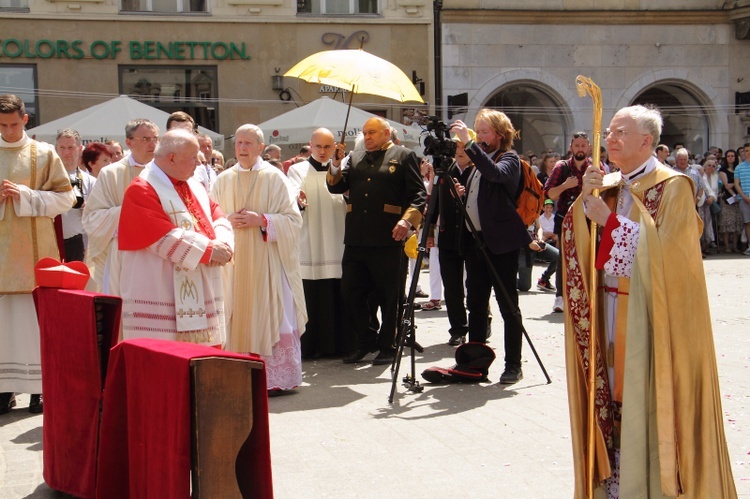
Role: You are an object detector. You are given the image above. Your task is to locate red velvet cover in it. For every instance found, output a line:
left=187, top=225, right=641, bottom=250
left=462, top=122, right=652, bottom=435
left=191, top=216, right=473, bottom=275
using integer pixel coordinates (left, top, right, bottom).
left=96, top=338, right=273, bottom=499
left=32, top=287, right=122, bottom=499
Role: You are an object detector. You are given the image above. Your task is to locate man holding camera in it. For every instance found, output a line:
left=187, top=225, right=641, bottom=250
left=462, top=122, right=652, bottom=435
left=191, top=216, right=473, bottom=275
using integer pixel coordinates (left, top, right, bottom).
left=0, top=94, right=75, bottom=414
left=452, top=109, right=532, bottom=385
left=56, top=129, right=95, bottom=262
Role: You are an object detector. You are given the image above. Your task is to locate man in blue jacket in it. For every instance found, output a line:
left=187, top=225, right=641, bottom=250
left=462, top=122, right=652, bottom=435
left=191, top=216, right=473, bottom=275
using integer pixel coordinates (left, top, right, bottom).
left=452, top=110, right=531, bottom=384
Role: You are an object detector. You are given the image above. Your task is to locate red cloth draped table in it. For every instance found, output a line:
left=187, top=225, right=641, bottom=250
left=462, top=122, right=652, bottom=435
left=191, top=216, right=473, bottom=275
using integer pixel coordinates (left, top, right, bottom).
left=95, top=338, right=273, bottom=499
left=32, top=288, right=122, bottom=499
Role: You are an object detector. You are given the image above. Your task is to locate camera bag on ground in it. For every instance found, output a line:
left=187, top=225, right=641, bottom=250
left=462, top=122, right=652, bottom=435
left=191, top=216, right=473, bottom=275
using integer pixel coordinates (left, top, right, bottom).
left=421, top=342, right=496, bottom=383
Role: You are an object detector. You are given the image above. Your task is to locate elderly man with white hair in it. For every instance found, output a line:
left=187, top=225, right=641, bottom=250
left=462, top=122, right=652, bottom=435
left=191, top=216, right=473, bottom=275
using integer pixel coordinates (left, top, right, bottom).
left=117, top=129, right=234, bottom=346
left=211, top=124, right=306, bottom=393
left=562, top=105, right=736, bottom=498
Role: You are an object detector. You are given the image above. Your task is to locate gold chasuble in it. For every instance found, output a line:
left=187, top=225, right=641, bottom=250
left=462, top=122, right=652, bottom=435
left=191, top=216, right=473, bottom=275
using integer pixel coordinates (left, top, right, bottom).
left=211, top=162, right=306, bottom=356
left=562, top=163, right=736, bottom=498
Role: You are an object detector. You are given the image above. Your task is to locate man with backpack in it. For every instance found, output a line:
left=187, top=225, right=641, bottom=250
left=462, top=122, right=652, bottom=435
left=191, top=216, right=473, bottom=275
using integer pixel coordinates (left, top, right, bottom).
left=451, top=110, right=531, bottom=385
left=544, top=132, right=601, bottom=313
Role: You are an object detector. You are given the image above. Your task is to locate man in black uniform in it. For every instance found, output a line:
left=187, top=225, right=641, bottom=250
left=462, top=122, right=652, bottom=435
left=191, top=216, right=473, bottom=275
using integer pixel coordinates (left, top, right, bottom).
left=427, top=135, right=474, bottom=346
left=327, top=117, right=426, bottom=366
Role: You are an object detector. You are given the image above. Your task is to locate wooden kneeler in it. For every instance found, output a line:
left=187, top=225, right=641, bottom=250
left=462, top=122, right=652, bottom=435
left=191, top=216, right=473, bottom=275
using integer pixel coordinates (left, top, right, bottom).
left=190, top=357, right=265, bottom=499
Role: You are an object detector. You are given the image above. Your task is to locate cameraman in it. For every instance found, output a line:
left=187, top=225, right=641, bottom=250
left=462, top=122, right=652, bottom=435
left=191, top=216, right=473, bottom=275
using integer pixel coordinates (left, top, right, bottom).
left=452, top=110, right=531, bottom=385
left=56, top=129, right=95, bottom=262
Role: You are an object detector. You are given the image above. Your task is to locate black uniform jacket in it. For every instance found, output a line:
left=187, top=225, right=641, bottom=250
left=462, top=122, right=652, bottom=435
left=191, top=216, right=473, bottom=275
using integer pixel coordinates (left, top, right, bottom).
left=327, top=142, right=426, bottom=247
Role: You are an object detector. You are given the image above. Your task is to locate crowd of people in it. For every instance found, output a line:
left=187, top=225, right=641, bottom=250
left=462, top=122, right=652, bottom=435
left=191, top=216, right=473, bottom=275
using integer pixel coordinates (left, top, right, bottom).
left=0, top=91, right=741, bottom=496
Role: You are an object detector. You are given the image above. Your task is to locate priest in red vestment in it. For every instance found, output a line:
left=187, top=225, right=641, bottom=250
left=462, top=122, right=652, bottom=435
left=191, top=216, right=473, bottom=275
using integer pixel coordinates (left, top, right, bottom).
left=118, top=129, right=234, bottom=346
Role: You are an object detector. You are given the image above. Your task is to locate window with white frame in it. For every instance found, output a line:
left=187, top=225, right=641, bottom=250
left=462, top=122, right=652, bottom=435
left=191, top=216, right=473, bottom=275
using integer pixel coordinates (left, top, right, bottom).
left=121, top=0, right=206, bottom=14
left=297, top=0, right=378, bottom=15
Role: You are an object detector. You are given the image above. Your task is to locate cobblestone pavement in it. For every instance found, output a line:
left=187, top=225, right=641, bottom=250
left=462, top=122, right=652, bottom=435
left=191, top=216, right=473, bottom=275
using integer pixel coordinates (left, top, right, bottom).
left=1, top=255, right=748, bottom=498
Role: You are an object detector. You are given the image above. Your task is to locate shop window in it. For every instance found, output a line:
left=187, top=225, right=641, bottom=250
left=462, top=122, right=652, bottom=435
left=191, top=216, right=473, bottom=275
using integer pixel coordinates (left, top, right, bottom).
left=119, top=66, right=218, bottom=131
left=297, top=0, right=378, bottom=15
left=0, top=0, right=28, bottom=9
left=121, top=0, right=207, bottom=13
left=0, top=65, right=38, bottom=128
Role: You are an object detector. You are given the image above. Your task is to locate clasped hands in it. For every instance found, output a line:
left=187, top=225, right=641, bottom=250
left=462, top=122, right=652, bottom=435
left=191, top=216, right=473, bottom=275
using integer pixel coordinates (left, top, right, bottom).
left=0, top=179, right=20, bottom=201
left=228, top=208, right=265, bottom=230
left=209, top=242, right=233, bottom=267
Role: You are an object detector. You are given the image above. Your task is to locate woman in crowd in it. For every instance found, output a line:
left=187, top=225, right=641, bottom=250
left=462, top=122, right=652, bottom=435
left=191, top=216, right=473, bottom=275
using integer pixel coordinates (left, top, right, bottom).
left=82, top=142, right=114, bottom=178
left=536, top=151, right=559, bottom=187
left=105, top=140, right=124, bottom=162
left=717, top=149, right=743, bottom=253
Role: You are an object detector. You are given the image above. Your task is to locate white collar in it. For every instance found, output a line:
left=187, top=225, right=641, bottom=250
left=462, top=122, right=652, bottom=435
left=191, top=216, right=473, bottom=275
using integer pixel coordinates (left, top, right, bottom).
left=128, top=154, right=149, bottom=168
left=236, top=157, right=268, bottom=172
left=0, top=132, right=29, bottom=148
left=621, top=156, right=655, bottom=185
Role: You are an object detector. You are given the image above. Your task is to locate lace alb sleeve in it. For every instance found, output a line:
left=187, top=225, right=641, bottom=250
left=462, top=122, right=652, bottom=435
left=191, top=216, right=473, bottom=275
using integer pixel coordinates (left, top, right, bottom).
left=603, top=215, right=640, bottom=278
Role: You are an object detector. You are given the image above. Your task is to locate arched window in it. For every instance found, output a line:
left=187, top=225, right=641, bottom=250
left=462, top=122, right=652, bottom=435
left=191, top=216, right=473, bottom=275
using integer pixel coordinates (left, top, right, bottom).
left=632, top=84, right=709, bottom=155
left=484, top=84, right=571, bottom=157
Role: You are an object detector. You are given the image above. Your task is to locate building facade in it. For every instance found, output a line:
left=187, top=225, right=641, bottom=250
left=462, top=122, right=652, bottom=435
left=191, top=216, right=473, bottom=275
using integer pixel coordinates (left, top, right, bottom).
left=2, top=1, right=750, bottom=158
left=0, top=0, right=433, bottom=156
left=441, top=1, right=750, bottom=155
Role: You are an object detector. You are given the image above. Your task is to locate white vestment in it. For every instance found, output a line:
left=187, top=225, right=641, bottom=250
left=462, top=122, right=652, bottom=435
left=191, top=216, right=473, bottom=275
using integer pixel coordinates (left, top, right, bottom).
left=119, top=163, right=234, bottom=346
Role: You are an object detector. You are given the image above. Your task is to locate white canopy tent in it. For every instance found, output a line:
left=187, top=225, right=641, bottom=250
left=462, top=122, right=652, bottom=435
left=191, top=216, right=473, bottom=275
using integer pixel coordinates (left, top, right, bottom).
left=258, top=97, right=424, bottom=153
left=27, top=95, right=224, bottom=150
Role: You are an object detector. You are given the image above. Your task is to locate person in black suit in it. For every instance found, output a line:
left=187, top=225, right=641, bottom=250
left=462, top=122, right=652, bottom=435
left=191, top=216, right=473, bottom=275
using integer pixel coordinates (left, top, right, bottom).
left=327, top=117, right=427, bottom=366
left=427, top=135, right=474, bottom=346
left=452, top=110, right=532, bottom=385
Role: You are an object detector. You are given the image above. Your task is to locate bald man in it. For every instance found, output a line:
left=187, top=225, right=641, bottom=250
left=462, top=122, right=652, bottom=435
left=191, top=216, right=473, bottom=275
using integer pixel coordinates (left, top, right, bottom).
left=327, top=117, right=426, bottom=366
left=287, top=128, right=348, bottom=358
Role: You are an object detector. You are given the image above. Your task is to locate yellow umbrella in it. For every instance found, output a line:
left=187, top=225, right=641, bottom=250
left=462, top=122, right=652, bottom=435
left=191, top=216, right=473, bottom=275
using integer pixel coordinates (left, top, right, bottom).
left=284, top=48, right=424, bottom=141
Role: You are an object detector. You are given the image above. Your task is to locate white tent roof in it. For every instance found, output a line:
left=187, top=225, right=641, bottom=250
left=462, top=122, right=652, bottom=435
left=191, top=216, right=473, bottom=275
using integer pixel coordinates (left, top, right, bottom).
left=259, top=97, right=423, bottom=149
left=26, top=95, right=224, bottom=149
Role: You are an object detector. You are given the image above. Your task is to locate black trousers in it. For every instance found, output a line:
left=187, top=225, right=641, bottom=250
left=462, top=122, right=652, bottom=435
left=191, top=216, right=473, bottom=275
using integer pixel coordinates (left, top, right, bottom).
left=301, top=279, right=350, bottom=357
left=464, top=233, right=523, bottom=368
left=341, top=245, right=404, bottom=351
left=437, top=246, right=468, bottom=337
left=64, top=234, right=85, bottom=262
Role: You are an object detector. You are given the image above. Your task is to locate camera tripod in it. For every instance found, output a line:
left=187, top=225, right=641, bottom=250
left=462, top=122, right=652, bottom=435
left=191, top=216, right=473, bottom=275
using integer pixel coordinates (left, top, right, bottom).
left=388, top=151, right=552, bottom=403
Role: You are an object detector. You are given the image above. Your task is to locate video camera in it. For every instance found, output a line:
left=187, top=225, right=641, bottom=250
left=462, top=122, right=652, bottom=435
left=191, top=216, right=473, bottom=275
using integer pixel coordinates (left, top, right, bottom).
left=422, top=116, right=456, bottom=163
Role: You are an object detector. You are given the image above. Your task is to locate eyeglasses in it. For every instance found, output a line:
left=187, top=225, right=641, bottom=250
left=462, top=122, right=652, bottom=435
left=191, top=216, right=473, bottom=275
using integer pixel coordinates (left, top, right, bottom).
left=132, top=136, right=159, bottom=143
left=572, top=132, right=588, bottom=140
left=605, top=128, right=650, bottom=141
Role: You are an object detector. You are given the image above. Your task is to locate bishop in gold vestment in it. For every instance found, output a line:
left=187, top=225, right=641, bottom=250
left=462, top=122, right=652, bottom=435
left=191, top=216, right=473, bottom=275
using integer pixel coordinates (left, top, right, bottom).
left=563, top=105, right=736, bottom=498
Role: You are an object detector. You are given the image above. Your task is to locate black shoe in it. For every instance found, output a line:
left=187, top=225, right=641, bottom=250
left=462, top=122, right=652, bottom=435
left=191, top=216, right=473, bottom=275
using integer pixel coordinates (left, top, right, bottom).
left=499, top=366, right=523, bottom=385
left=0, top=392, right=16, bottom=415
left=414, top=289, right=428, bottom=298
left=371, top=348, right=396, bottom=366
left=342, top=349, right=372, bottom=364
left=448, top=333, right=466, bottom=346
left=29, top=394, right=43, bottom=414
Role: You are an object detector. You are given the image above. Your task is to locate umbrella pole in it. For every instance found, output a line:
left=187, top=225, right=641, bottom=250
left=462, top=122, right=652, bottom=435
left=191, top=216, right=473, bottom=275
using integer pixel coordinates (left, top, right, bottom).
left=340, top=84, right=356, bottom=144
